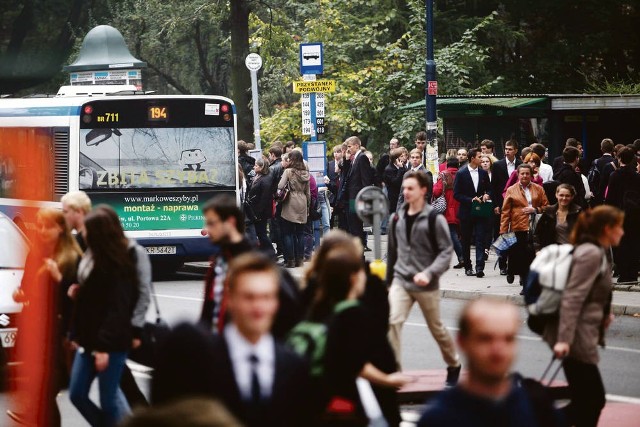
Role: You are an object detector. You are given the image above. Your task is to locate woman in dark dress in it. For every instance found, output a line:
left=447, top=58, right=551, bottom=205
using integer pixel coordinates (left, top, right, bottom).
left=248, top=156, right=276, bottom=257
left=535, top=183, right=581, bottom=248
left=305, top=230, right=407, bottom=426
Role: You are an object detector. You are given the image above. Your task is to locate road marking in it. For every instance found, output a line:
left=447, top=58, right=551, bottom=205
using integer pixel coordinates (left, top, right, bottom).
left=153, top=293, right=203, bottom=302
left=404, top=322, right=640, bottom=354
left=606, top=394, right=640, bottom=405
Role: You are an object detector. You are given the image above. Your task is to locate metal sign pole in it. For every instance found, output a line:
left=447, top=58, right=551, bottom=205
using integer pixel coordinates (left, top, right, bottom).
left=245, top=53, right=263, bottom=150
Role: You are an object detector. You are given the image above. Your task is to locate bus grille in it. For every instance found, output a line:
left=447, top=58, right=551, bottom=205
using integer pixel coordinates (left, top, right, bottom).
left=53, top=129, right=69, bottom=198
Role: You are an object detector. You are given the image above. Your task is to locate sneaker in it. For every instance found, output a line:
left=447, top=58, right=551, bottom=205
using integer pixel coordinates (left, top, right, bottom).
left=445, top=365, right=462, bottom=387
left=506, top=274, right=515, bottom=284
left=453, top=262, right=465, bottom=269
left=476, top=271, right=485, bottom=278
left=465, top=269, right=475, bottom=276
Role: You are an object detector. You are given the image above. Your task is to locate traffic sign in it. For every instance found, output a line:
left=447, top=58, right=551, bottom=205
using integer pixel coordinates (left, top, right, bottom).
left=300, top=43, right=323, bottom=75
left=245, top=53, right=262, bottom=71
left=428, top=80, right=438, bottom=95
left=293, top=80, right=336, bottom=93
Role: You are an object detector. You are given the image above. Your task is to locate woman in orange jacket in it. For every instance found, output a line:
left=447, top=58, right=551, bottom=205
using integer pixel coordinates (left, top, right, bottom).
left=500, top=164, right=548, bottom=292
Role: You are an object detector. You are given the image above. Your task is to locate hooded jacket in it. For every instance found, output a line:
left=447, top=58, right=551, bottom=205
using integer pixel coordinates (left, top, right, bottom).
left=278, top=167, right=310, bottom=224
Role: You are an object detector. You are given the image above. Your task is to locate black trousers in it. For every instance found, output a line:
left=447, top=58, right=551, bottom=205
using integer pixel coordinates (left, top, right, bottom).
left=460, top=215, right=489, bottom=271
left=507, top=231, right=535, bottom=282
left=563, top=357, right=606, bottom=427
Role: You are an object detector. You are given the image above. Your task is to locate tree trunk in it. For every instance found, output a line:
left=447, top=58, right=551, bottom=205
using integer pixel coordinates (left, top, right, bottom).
left=229, top=0, right=252, bottom=142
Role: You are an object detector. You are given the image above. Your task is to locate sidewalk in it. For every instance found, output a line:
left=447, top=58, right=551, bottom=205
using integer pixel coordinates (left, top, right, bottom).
left=361, top=234, right=640, bottom=316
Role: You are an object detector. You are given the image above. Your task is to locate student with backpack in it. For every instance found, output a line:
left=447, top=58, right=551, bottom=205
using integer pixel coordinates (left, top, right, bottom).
left=290, top=232, right=406, bottom=426
left=541, top=206, right=623, bottom=427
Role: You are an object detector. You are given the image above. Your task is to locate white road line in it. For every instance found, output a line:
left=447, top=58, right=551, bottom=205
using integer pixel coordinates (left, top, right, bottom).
left=153, top=293, right=203, bottom=302
left=606, top=394, right=640, bottom=405
left=404, top=322, right=640, bottom=354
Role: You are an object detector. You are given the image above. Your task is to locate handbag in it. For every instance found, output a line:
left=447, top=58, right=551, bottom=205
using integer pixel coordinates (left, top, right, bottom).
left=432, top=194, right=447, bottom=213
left=471, top=199, right=493, bottom=218
left=492, top=231, right=517, bottom=255
left=129, top=281, right=171, bottom=368
left=275, top=180, right=291, bottom=203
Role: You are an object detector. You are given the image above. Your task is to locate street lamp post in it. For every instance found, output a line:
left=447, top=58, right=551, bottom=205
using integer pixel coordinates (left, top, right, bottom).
left=425, top=0, right=438, bottom=172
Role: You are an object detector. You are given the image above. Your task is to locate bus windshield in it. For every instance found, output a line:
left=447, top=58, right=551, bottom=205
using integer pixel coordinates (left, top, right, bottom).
left=79, top=127, right=235, bottom=190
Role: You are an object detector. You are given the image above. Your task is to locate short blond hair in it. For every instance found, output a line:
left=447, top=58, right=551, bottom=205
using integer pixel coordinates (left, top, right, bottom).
left=61, top=191, right=92, bottom=214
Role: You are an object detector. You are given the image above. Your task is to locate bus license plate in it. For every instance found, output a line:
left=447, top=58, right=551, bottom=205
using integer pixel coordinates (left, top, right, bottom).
left=145, top=246, right=177, bottom=255
left=0, top=330, right=17, bottom=348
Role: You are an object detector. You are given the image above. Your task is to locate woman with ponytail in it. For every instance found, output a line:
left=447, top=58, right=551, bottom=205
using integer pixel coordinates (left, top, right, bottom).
left=543, top=205, right=624, bottom=427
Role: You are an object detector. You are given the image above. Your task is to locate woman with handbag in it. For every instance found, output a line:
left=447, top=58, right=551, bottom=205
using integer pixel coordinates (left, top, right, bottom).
left=69, top=206, right=139, bottom=427
left=432, top=156, right=463, bottom=268
left=248, top=156, right=276, bottom=258
left=535, top=183, right=582, bottom=248
left=544, top=206, right=622, bottom=427
left=277, top=149, right=310, bottom=268
left=500, top=164, right=548, bottom=292
left=9, top=208, right=82, bottom=426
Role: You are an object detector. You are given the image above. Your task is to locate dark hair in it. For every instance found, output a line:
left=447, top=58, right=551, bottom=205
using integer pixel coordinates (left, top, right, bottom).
left=505, top=139, right=518, bottom=150
left=565, top=138, right=579, bottom=148
left=284, top=141, right=295, bottom=150
left=415, top=131, right=427, bottom=142
left=633, top=139, right=640, bottom=151
left=237, top=140, right=250, bottom=154
left=468, top=147, right=481, bottom=160
left=530, top=143, right=546, bottom=159
left=521, top=147, right=532, bottom=159
left=601, top=139, right=614, bottom=154
left=308, top=244, right=363, bottom=322
left=480, top=139, right=495, bottom=150
left=255, top=156, right=270, bottom=175
left=556, top=183, right=576, bottom=197
left=446, top=156, right=459, bottom=168
left=202, top=194, right=244, bottom=233
left=84, top=205, right=137, bottom=282
left=570, top=205, right=624, bottom=246
left=562, top=146, right=580, bottom=163
left=403, top=170, right=431, bottom=188
left=617, top=146, right=635, bottom=165
left=517, top=163, right=534, bottom=175
left=227, top=252, right=278, bottom=293
left=287, top=150, right=306, bottom=170
left=389, top=148, right=404, bottom=163
left=268, top=146, right=282, bottom=158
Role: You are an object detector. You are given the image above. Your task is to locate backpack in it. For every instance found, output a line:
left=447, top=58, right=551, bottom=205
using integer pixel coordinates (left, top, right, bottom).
left=587, top=160, right=600, bottom=193
left=391, top=208, right=439, bottom=253
left=286, top=299, right=359, bottom=377
left=524, top=244, right=606, bottom=334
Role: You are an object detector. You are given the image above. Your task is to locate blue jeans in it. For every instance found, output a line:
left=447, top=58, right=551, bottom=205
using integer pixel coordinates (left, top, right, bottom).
left=318, top=190, right=331, bottom=236
left=281, top=219, right=304, bottom=262
left=69, top=350, right=130, bottom=427
left=448, top=223, right=463, bottom=263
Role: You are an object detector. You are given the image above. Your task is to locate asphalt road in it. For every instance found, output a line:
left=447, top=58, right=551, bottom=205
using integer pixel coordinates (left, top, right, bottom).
left=2, top=273, right=639, bottom=426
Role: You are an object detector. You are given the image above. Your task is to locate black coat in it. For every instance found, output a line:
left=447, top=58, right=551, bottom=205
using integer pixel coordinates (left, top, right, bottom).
left=74, top=263, right=138, bottom=352
left=453, top=166, right=493, bottom=220
left=491, top=158, right=522, bottom=210
left=383, top=164, right=406, bottom=214
left=604, top=165, right=640, bottom=209
left=239, top=154, right=256, bottom=177
left=552, top=164, right=586, bottom=208
left=326, top=160, right=340, bottom=205
left=345, top=153, right=375, bottom=200
left=535, top=203, right=581, bottom=248
left=248, top=173, right=274, bottom=220
left=152, top=323, right=311, bottom=427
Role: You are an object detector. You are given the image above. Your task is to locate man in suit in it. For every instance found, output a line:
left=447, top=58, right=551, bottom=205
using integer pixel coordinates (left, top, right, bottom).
left=384, top=148, right=408, bottom=214
left=589, top=138, right=616, bottom=205
left=344, top=136, right=375, bottom=246
left=491, top=140, right=521, bottom=275
left=153, top=253, right=310, bottom=426
left=552, top=137, right=587, bottom=175
left=454, top=148, right=493, bottom=278
left=376, top=137, right=399, bottom=183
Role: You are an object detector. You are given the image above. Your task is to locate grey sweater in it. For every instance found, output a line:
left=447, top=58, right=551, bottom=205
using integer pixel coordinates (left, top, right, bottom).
left=387, top=204, right=453, bottom=292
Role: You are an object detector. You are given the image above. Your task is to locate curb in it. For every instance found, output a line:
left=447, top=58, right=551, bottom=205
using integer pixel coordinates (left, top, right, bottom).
left=439, top=288, right=640, bottom=316
left=182, top=263, right=640, bottom=316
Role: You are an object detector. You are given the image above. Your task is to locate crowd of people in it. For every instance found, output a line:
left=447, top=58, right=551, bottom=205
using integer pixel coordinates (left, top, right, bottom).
left=7, top=132, right=638, bottom=427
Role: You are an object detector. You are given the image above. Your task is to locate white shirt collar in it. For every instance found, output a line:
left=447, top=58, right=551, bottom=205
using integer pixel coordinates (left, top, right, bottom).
left=468, top=165, right=478, bottom=172
left=225, top=323, right=274, bottom=364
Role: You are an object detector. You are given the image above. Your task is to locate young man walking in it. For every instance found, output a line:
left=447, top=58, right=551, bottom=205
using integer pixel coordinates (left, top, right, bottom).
left=387, top=170, right=461, bottom=386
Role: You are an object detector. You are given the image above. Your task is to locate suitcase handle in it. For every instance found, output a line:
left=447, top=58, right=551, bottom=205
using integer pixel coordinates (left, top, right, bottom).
left=540, top=356, right=563, bottom=386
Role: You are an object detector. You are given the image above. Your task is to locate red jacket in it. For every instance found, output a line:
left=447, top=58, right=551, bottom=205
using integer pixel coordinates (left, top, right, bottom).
left=432, top=167, right=459, bottom=225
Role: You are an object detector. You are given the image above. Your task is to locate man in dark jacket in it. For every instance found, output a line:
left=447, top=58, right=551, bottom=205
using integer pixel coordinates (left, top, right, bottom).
left=238, top=140, right=256, bottom=177
left=589, top=138, right=616, bottom=205
left=418, top=299, right=563, bottom=427
left=552, top=146, right=586, bottom=208
left=383, top=147, right=407, bottom=214
left=343, top=136, right=375, bottom=245
left=605, top=146, right=640, bottom=283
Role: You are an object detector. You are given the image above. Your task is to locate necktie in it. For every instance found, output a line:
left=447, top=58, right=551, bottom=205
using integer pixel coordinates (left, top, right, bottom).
left=249, top=354, right=261, bottom=404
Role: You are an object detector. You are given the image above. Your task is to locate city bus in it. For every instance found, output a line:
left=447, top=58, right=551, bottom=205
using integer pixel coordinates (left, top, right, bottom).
left=0, top=93, right=239, bottom=274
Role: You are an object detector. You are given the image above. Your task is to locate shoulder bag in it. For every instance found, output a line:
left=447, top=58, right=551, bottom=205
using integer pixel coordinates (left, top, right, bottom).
left=129, top=280, right=171, bottom=368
